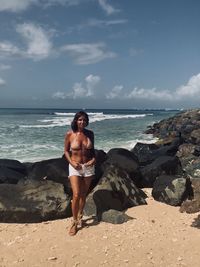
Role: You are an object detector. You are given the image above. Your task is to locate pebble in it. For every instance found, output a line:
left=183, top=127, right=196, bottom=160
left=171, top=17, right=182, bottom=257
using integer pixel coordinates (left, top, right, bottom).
left=47, top=257, right=57, bottom=261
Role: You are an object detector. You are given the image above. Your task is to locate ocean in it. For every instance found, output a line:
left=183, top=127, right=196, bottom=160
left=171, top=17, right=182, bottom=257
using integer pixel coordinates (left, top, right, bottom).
left=0, top=108, right=181, bottom=162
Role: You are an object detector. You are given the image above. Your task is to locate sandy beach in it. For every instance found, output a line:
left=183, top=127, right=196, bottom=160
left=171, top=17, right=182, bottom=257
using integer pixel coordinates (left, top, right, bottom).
left=0, top=189, right=200, bottom=267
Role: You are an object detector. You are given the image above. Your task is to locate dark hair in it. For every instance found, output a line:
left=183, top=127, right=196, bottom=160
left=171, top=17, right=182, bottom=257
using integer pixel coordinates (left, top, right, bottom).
left=71, top=111, right=89, bottom=132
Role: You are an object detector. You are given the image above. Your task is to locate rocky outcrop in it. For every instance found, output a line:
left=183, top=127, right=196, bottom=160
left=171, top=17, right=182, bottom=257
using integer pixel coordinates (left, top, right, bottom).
left=139, top=156, right=183, bottom=188
left=0, top=159, right=27, bottom=184
left=84, top=164, right=147, bottom=220
left=152, top=175, right=189, bottom=206
left=0, top=179, right=71, bottom=223
left=1, top=109, right=200, bottom=222
left=180, top=179, right=200, bottom=213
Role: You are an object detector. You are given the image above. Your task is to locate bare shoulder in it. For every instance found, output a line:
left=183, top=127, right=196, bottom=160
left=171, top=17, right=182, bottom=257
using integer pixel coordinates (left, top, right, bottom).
left=65, top=130, right=73, bottom=139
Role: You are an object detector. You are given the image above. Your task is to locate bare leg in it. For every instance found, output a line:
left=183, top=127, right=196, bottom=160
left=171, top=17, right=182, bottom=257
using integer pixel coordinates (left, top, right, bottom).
left=69, top=175, right=81, bottom=235
left=78, top=176, right=93, bottom=217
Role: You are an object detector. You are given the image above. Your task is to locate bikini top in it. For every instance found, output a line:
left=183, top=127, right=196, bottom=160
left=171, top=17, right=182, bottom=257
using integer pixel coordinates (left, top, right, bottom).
left=70, top=133, right=93, bottom=150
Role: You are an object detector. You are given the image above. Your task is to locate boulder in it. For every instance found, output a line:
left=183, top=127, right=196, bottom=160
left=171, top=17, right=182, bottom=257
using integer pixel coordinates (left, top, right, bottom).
left=152, top=175, right=189, bottom=206
left=190, top=129, right=200, bottom=144
left=84, top=164, right=147, bottom=221
left=180, top=178, right=200, bottom=213
left=26, top=157, right=70, bottom=191
left=0, top=179, right=71, bottom=223
left=100, top=209, right=133, bottom=224
left=139, top=156, right=183, bottom=188
left=0, top=159, right=27, bottom=184
left=131, top=142, right=159, bottom=165
left=132, top=138, right=182, bottom=166
left=103, top=148, right=139, bottom=184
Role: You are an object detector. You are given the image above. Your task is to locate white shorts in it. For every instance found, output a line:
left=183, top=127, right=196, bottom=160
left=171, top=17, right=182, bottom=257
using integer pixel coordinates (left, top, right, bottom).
left=68, top=164, right=95, bottom=178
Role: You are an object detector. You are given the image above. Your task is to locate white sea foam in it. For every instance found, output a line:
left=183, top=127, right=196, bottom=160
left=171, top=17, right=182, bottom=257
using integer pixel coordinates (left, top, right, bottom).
left=20, top=112, right=153, bottom=128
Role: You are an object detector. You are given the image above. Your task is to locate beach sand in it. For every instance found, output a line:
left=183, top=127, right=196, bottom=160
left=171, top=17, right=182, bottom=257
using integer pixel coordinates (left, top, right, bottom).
left=0, top=189, right=200, bottom=267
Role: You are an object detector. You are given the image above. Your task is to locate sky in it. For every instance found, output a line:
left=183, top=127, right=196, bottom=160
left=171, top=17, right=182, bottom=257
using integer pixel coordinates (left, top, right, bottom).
left=0, top=0, right=200, bottom=109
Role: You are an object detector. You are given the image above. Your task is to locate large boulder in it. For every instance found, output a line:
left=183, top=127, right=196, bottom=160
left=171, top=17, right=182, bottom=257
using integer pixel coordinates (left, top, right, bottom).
left=152, top=175, right=189, bottom=206
left=132, top=138, right=182, bottom=166
left=0, top=179, right=71, bottom=223
left=0, top=159, right=27, bottom=184
left=131, top=142, right=159, bottom=165
left=84, top=164, right=147, bottom=222
left=26, top=157, right=70, bottom=191
left=180, top=178, right=200, bottom=213
left=139, top=156, right=183, bottom=188
left=103, top=148, right=139, bottom=184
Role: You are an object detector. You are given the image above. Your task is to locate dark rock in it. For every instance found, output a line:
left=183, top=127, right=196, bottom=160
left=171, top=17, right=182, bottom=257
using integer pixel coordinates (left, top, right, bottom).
left=84, top=164, right=147, bottom=219
left=182, top=157, right=200, bottom=178
left=190, top=129, right=200, bottom=144
left=180, top=179, right=200, bottom=213
left=176, top=143, right=196, bottom=158
left=131, top=142, right=159, bottom=165
left=139, top=156, right=183, bottom=188
left=26, top=157, right=70, bottom=190
left=193, top=146, right=200, bottom=157
left=103, top=148, right=139, bottom=184
left=0, top=159, right=27, bottom=184
left=132, top=138, right=182, bottom=166
left=0, top=159, right=27, bottom=173
left=100, top=209, right=133, bottom=224
left=0, top=179, right=71, bottom=223
left=152, top=175, right=188, bottom=206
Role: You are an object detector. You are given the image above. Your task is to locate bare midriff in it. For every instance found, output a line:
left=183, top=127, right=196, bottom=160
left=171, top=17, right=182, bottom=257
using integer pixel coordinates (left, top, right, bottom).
left=70, top=147, right=93, bottom=164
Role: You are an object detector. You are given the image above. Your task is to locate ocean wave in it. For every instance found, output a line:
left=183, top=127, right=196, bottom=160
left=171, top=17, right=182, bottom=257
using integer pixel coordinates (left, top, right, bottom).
left=19, top=113, right=153, bottom=128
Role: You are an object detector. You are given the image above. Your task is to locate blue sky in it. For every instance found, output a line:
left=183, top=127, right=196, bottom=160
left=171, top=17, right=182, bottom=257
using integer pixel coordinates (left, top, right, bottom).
left=0, top=0, right=200, bottom=109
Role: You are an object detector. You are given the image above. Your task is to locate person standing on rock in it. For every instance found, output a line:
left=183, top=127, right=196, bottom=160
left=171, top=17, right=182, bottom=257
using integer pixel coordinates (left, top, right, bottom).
left=64, top=111, right=96, bottom=236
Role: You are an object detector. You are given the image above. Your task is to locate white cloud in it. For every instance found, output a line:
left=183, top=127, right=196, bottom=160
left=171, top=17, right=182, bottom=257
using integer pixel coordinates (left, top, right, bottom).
left=0, top=41, right=21, bottom=57
left=125, top=87, right=173, bottom=101
left=0, top=0, right=37, bottom=12
left=41, top=0, right=81, bottom=7
left=61, top=42, right=116, bottom=65
left=52, top=74, right=101, bottom=99
left=0, top=0, right=81, bottom=12
left=176, top=73, right=200, bottom=98
left=72, top=82, right=87, bottom=98
left=87, top=18, right=128, bottom=27
left=0, top=64, right=11, bottom=71
left=98, top=0, right=119, bottom=15
left=0, top=23, right=53, bottom=61
left=0, top=77, right=6, bottom=86
left=106, top=85, right=124, bottom=99
left=85, top=74, right=101, bottom=96
left=16, top=23, right=52, bottom=60
left=106, top=73, right=200, bottom=103
left=52, top=91, right=67, bottom=99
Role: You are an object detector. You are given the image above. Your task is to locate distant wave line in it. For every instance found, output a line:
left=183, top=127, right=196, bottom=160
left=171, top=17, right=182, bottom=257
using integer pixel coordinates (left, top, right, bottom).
left=20, top=113, right=153, bottom=128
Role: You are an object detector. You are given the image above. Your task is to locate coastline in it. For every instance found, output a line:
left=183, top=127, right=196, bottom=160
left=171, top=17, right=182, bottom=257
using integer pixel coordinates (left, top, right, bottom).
left=1, top=108, right=200, bottom=266
left=1, top=189, right=200, bottom=267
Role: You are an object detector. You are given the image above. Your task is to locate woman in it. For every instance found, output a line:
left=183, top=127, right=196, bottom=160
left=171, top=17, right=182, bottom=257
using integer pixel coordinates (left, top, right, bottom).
left=64, top=111, right=96, bottom=236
